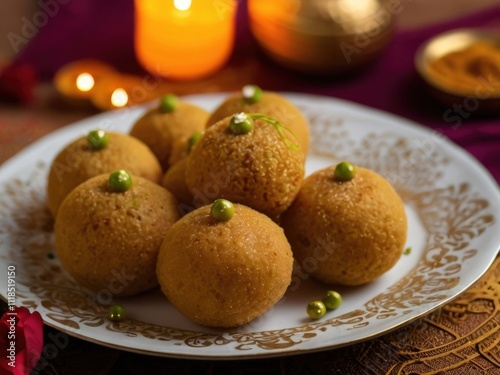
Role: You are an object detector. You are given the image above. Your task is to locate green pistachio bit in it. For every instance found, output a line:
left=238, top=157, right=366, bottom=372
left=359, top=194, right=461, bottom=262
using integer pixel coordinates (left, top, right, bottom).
left=242, top=84, right=263, bottom=103
left=404, top=247, right=412, bottom=255
left=307, top=300, right=326, bottom=319
left=210, top=199, right=235, bottom=221
left=160, top=94, right=179, bottom=112
left=108, top=170, right=132, bottom=192
left=87, top=130, right=109, bottom=150
left=322, top=290, right=342, bottom=310
left=246, top=113, right=300, bottom=151
left=108, top=304, right=125, bottom=322
left=334, top=162, right=356, bottom=182
left=230, top=113, right=254, bottom=135
left=188, top=131, right=203, bottom=151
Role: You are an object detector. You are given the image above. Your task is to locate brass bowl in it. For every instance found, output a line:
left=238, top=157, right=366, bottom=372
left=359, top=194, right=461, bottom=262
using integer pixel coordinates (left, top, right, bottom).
left=415, top=28, right=500, bottom=115
left=247, top=0, right=396, bottom=75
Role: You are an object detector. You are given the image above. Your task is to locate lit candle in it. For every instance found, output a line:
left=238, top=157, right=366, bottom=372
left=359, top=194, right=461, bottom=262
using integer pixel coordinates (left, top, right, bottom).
left=90, top=74, right=157, bottom=111
left=76, top=73, right=95, bottom=92
left=134, top=0, right=237, bottom=80
left=54, top=60, right=115, bottom=105
left=110, top=88, right=129, bottom=108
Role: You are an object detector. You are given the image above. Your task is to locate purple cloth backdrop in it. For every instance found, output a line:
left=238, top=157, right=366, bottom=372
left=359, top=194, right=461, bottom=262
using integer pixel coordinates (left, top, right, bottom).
left=14, top=0, right=500, bottom=183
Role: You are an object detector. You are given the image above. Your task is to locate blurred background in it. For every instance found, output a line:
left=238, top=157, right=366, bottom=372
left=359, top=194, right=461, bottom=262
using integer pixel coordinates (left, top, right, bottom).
left=2, top=0, right=499, bottom=62
left=0, top=0, right=499, bottom=178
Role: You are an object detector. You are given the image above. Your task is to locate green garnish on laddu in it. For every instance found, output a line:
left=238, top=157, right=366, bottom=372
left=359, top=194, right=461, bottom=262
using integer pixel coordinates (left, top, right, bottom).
left=160, top=94, right=179, bottom=113
left=229, top=112, right=300, bottom=151
left=242, top=84, right=263, bottom=104
left=108, top=170, right=132, bottom=193
left=87, top=129, right=109, bottom=151
left=334, top=161, right=356, bottom=182
left=211, top=199, right=235, bottom=221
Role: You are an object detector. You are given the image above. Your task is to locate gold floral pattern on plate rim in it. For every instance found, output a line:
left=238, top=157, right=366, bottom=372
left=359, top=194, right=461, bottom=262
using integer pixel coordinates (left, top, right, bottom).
left=0, top=93, right=498, bottom=359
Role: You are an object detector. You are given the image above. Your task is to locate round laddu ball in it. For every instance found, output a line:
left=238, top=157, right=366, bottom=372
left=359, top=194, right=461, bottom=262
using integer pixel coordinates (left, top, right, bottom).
left=55, top=174, right=181, bottom=296
left=47, top=132, right=162, bottom=219
left=280, top=166, right=407, bottom=286
left=156, top=203, right=293, bottom=328
left=185, top=116, right=305, bottom=218
left=207, top=92, right=310, bottom=155
left=161, top=157, right=194, bottom=210
left=130, top=102, right=209, bottom=170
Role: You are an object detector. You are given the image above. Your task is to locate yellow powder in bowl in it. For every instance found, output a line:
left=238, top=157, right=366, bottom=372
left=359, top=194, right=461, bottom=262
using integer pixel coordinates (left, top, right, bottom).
left=427, top=42, right=500, bottom=96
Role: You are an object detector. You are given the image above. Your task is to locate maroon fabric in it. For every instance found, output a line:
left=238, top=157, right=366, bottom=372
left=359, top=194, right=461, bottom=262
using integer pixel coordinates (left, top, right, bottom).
left=14, top=0, right=138, bottom=76
left=14, top=1, right=500, bottom=184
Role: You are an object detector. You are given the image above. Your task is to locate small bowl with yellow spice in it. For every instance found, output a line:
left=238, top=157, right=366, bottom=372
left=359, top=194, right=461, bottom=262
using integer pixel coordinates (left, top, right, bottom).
left=415, top=28, right=500, bottom=115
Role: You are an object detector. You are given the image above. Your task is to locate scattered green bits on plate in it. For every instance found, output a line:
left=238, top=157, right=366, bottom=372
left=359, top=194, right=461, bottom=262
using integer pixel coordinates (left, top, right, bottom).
left=307, top=290, right=342, bottom=319
left=307, top=300, right=326, bottom=319
left=322, top=290, right=342, bottom=310
left=108, top=304, right=126, bottom=322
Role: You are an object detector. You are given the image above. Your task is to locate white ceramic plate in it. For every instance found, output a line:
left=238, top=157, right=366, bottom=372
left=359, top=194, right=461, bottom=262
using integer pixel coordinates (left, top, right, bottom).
left=0, top=93, right=499, bottom=359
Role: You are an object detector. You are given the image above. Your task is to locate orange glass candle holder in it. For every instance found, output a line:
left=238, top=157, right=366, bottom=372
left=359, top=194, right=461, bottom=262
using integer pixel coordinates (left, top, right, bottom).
left=54, top=59, right=115, bottom=106
left=90, top=74, right=158, bottom=111
left=134, top=0, right=237, bottom=81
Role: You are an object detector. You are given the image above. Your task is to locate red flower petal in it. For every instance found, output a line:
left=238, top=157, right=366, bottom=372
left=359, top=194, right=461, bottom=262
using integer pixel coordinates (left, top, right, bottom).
left=0, top=307, right=44, bottom=375
left=0, top=63, right=38, bottom=105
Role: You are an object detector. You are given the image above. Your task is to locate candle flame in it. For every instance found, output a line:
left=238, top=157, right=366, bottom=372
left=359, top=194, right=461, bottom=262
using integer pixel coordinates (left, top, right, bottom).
left=76, top=73, right=95, bottom=92
left=174, top=0, right=191, bottom=11
left=111, top=88, right=128, bottom=108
